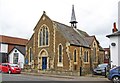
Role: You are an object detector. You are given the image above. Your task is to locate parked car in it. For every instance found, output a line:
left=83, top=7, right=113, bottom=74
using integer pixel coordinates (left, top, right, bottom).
left=108, top=66, right=120, bottom=83
left=0, top=63, right=21, bottom=74
left=93, top=63, right=109, bottom=75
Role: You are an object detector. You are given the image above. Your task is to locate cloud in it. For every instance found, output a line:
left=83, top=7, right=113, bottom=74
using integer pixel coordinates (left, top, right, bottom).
left=0, top=0, right=120, bottom=47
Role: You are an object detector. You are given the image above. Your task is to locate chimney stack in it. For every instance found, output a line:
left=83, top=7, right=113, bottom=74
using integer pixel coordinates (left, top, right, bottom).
left=112, top=22, right=118, bottom=33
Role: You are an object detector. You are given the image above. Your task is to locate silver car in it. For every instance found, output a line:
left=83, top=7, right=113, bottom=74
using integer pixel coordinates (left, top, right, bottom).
left=93, top=63, right=108, bottom=75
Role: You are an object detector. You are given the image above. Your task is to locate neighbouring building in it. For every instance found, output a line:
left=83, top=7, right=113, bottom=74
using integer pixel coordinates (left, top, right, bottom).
left=25, top=5, right=104, bottom=75
left=106, top=2, right=120, bottom=68
left=104, top=48, right=110, bottom=64
left=0, top=35, right=28, bottom=68
left=106, top=22, right=120, bottom=67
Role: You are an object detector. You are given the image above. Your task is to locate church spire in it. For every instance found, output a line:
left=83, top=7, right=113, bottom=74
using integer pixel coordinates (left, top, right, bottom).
left=70, top=5, right=78, bottom=28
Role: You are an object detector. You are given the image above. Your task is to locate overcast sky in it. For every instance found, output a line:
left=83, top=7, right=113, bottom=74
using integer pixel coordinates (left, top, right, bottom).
left=0, top=0, right=120, bottom=48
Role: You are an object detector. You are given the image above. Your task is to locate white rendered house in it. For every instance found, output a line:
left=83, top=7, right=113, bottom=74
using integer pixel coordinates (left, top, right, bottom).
left=106, top=23, right=120, bottom=67
left=8, top=46, right=25, bottom=68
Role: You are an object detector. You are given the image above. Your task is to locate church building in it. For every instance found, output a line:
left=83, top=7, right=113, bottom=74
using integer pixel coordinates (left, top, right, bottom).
left=25, top=5, right=104, bottom=75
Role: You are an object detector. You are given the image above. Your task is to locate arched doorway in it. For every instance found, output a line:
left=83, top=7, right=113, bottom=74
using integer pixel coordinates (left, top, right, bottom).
left=38, top=49, right=49, bottom=70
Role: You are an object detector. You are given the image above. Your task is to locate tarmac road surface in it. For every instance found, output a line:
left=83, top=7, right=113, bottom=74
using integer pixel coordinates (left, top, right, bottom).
left=1, top=73, right=112, bottom=83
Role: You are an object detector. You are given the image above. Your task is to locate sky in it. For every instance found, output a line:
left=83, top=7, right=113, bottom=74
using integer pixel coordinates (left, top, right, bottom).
left=0, top=0, right=120, bottom=48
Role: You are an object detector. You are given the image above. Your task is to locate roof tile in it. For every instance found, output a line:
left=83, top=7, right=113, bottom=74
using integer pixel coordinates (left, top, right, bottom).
left=0, top=35, right=28, bottom=46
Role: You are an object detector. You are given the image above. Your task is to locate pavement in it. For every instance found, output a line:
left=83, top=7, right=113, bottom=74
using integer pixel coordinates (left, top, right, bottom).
left=21, top=71, right=107, bottom=79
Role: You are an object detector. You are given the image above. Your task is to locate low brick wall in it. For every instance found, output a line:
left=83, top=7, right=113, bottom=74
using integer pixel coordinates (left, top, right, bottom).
left=23, top=68, right=92, bottom=76
left=23, top=64, right=92, bottom=76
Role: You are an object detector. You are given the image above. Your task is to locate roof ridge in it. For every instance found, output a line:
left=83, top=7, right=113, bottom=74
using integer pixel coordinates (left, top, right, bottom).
left=53, top=20, right=71, bottom=28
left=0, top=35, right=28, bottom=40
left=0, top=35, right=28, bottom=45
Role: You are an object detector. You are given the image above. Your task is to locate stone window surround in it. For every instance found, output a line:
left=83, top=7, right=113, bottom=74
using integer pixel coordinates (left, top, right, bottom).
left=57, top=43, right=63, bottom=67
left=83, top=50, right=89, bottom=63
left=38, top=24, right=50, bottom=47
left=73, top=48, right=78, bottom=64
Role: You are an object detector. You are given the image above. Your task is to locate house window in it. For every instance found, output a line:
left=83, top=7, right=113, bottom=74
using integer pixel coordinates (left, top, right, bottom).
left=29, top=48, right=33, bottom=63
left=84, top=51, right=89, bottom=62
left=39, top=25, right=49, bottom=46
left=74, top=50, right=77, bottom=62
left=58, top=44, right=63, bottom=63
left=13, top=53, right=19, bottom=64
left=15, top=50, right=17, bottom=52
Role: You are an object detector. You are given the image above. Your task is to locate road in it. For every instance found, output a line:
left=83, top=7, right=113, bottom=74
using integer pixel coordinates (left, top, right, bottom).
left=0, top=73, right=112, bottom=83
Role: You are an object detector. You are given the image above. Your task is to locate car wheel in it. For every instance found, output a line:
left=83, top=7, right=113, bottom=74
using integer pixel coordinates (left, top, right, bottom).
left=8, top=70, right=11, bottom=74
left=112, top=76, right=120, bottom=83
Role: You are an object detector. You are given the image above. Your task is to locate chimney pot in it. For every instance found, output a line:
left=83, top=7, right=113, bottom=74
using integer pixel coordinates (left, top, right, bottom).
left=112, top=22, right=118, bottom=33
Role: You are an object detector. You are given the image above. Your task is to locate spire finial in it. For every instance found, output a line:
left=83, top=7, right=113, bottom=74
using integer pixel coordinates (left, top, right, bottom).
left=43, top=11, right=46, bottom=14
left=70, top=5, right=78, bottom=28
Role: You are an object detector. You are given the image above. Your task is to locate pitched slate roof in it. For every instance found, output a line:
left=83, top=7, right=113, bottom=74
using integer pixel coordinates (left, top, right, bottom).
left=32, top=13, right=103, bottom=49
left=53, top=21, right=89, bottom=47
left=9, top=46, right=26, bottom=55
left=84, top=36, right=94, bottom=46
left=0, top=35, right=28, bottom=46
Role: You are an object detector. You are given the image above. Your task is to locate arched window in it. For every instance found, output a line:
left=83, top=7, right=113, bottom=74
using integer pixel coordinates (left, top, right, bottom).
left=84, top=51, right=88, bottom=62
left=46, top=28, right=48, bottom=45
left=84, top=51, right=87, bottom=62
left=39, top=29, right=43, bottom=46
left=39, top=25, right=49, bottom=46
left=43, top=27, right=45, bottom=45
left=29, top=47, right=33, bottom=63
left=87, top=51, right=89, bottom=62
left=74, top=50, right=77, bottom=62
left=58, top=45, right=62, bottom=63
left=93, top=48, right=96, bottom=62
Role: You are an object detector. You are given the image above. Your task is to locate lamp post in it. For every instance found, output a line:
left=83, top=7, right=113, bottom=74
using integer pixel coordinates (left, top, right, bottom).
left=80, top=47, right=82, bottom=76
left=90, top=48, right=94, bottom=76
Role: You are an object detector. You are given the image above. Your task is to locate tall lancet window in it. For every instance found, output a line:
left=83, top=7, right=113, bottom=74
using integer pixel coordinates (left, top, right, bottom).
left=74, top=49, right=77, bottom=62
left=29, top=47, right=33, bottom=64
left=58, top=44, right=63, bottom=63
left=84, top=51, right=89, bottom=62
left=93, top=43, right=97, bottom=62
left=39, top=25, right=49, bottom=46
left=46, top=28, right=48, bottom=45
left=43, top=27, right=45, bottom=45
left=39, top=29, right=43, bottom=46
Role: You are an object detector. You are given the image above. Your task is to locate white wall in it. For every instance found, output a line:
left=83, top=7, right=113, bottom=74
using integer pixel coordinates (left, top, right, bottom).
left=118, top=1, right=120, bottom=31
left=118, top=36, right=120, bottom=66
left=110, top=36, right=119, bottom=67
left=9, top=48, right=25, bottom=68
left=0, top=43, right=8, bottom=53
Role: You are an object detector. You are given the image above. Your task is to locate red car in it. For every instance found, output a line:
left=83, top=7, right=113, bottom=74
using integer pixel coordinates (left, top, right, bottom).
left=0, top=63, right=21, bottom=74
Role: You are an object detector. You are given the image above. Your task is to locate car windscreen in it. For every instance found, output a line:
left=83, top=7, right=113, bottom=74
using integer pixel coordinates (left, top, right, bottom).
left=98, top=64, right=107, bottom=68
left=9, top=64, right=18, bottom=67
left=2, top=64, right=8, bottom=66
